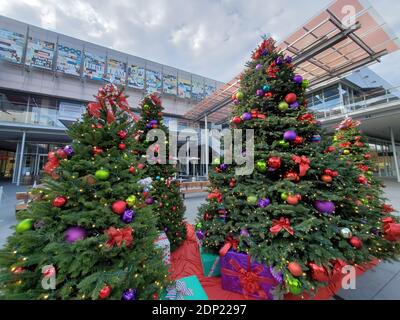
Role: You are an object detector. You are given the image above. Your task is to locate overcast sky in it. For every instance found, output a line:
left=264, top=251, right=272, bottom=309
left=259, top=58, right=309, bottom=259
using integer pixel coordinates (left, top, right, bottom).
left=1, top=0, right=399, bottom=85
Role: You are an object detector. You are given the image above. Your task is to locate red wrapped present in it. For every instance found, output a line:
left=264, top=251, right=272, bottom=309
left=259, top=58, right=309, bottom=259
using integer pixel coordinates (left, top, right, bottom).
left=220, top=251, right=280, bottom=300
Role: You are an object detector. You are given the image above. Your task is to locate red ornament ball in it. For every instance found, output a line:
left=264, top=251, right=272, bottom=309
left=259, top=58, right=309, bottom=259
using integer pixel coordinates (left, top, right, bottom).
left=286, top=194, right=300, bottom=205
left=285, top=93, right=297, bottom=104
left=358, top=175, right=368, bottom=184
left=118, top=130, right=128, bottom=139
left=268, top=156, right=281, bottom=169
left=321, top=174, right=333, bottom=183
left=128, top=166, right=136, bottom=174
left=118, top=143, right=126, bottom=150
left=92, top=146, right=104, bottom=155
left=112, top=200, right=127, bottom=215
left=309, top=262, right=330, bottom=282
left=152, top=293, right=159, bottom=300
left=172, top=206, right=177, bottom=211
left=284, top=171, right=300, bottom=182
left=293, top=136, right=303, bottom=145
left=203, top=212, right=212, bottom=221
left=349, top=236, right=362, bottom=249
left=288, top=262, right=302, bottom=277
left=231, top=116, right=242, bottom=124
left=137, top=163, right=145, bottom=170
left=53, top=196, right=67, bottom=208
left=326, top=146, right=336, bottom=153
left=99, top=285, right=111, bottom=299
left=364, top=153, right=371, bottom=160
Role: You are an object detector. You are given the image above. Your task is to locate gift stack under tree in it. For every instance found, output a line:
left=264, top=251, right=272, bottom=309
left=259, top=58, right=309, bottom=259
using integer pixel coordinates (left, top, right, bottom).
left=195, top=37, right=400, bottom=300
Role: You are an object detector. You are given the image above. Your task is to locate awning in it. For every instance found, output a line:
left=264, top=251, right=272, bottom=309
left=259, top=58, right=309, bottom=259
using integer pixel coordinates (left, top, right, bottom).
left=185, top=0, right=399, bottom=124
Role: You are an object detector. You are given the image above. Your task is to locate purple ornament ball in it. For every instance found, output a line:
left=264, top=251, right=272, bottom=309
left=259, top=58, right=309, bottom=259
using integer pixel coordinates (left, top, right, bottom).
left=283, top=130, right=297, bottom=141
left=314, top=201, right=335, bottom=214
left=196, top=230, right=205, bottom=240
left=121, top=209, right=135, bottom=223
left=220, top=163, right=228, bottom=171
left=293, top=74, right=303, bottom=84
left=290, top=102, right=300, bottom=109
left=285, top=56, right=293, bottom=64
left=64, top=226, right=87, bottom=243
left=63, top=145, right=74, bottom=156
left=275, top=57, right=284, bottom=65
left=242, top=112, right=252, bottom=121
left=256, top=89, right=264, bottom=97
left=255, top=64, right=262, bottom=70
left=233, top=99, right=240, bottom=105
left=258, top=198, right=271, bottom=208
left=121, top=288, right=137, bottom=300
left=145, top=197, right=154, bottom=205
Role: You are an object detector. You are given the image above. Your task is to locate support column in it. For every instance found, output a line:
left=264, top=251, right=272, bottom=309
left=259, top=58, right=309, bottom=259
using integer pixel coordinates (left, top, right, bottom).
left=390, top=127, right=400, bottom=183
left=186, top=137, right=190, bottom=176
left=16, top=131, right=26, bottom=186
left=204, top=114, right=209, bottom=178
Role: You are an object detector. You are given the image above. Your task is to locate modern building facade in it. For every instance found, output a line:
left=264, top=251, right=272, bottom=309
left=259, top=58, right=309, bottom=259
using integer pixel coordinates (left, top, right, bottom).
left=0, top=15, right=223, bottom=185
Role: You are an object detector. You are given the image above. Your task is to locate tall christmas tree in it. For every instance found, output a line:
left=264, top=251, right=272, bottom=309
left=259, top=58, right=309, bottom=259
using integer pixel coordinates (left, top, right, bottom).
left=196, top=38, right=400, bottom=298
left=133, top=94, right=186, bottom=251
left=0, top=84, right=169, bottom=300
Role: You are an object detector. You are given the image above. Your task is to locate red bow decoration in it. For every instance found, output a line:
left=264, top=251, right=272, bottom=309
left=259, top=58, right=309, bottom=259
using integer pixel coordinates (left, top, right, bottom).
left=250, top=109, right=266, bottom=120
left=291, top=155, right=310, bottom=177
left=383, top=217, right=400, bottom=242
left=150, top=93, right=161, bottom=106
left=219, top=236, right=239, bottom=256
left=266, top=62, right=278, bottom=78
left=220, top=255, right=278, bottom=300
left=270, top=217, right=294, bottom=236
left=297, top=113, right=316, bottom=124
left=105, top=226, right=133, bottom=248
left=207, top=190, right=223, bottom=203
left=340, top=142, right=352, bottom=148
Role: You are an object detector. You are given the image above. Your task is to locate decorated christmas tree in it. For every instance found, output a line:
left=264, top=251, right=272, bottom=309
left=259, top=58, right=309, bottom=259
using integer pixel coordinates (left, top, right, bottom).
left=0, top=84, right=169, bottom=300
left=133, top=94, right=186, bottom=251
left=331, top=117, right=400, bottom=239
left=196, top=38, right=400, bottom=298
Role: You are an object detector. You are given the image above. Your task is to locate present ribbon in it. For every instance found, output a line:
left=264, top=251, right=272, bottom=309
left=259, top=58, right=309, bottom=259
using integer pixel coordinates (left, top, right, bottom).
left=105, top=226, right=133, bottom=248
left=220, top=255, right=278, bottom=300
left=165, top=280, right=193, bottom=300
left=270, top=217, right=294, bottom=236
left=383, top=217, right=400, bottom=242
left=219, top=236, right=239, bottom=256
left=207, top=256, right=220, bottom=277
left=291, top=155, right=310, bottom=177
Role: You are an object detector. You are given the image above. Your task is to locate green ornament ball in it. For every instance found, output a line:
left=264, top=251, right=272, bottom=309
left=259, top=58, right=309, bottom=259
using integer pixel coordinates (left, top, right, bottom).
left=287, top=275, right=302, bottom=295
left=143, top=104, right=150, bottom=110
left=195, top=222, right=202, bottom=229
left=281, top=192, right=288, bottom=201
left=278, top=102, right=289, bottom=111
left=247, top=195, right=258, bottom=205
left=278, top=140, right=289, bottom=148
left=339, top=227, right=352, bottom=239
left=367, top=171, right=373, bottom=176
left=361, top=198, right=369, bottom=205
left=16, top=219, right=33, bottom=233
left=95, top=169, right=110, bottom=180
left=213, top=158, right=221, bottom=165
left=236, top=91, right=244, bottom=100
left=126, top=195, right=137, bottom=207
left=301, top=79, right=309, bottom=89
left=256, top=161, right=267, bottom=173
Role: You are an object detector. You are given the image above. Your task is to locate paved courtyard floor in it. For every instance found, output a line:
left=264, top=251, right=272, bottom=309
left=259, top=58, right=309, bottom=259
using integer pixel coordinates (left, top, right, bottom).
left=1, top=178, right=399, bottom=299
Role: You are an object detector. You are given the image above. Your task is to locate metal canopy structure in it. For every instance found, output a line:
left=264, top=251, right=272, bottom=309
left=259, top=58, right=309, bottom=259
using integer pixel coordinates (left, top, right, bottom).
left=185, top=0, right=399, bottom=124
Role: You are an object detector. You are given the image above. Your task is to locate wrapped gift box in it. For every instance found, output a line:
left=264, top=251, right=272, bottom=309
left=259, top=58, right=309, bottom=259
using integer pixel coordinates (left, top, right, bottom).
left=200, top=247, right=221, bottom=277
left=162, top=275, right=208, bottom=300
left=220, top=250, right=280, bottom=300
left=154, top=232, right=170, bottom=265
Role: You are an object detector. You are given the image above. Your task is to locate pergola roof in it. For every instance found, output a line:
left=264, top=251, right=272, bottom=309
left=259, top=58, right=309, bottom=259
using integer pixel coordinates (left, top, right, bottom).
left=185, top=0, right=399, bottom=123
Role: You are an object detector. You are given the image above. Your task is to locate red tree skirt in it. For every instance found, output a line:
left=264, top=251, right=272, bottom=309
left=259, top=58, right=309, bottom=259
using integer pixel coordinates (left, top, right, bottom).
left=170, top=224, right=379, bottom=300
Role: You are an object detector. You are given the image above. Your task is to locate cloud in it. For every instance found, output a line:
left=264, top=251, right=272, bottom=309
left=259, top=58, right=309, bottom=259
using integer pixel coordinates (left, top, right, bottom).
left=0, top=0, right=399, bottom=84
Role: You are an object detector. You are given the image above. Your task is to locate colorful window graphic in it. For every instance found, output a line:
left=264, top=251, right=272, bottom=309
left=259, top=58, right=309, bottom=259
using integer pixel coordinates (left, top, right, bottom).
left=127, top=65, right=145, bottom=89
left=146, top=69, right=162, bottom=94
left=178, top=77, right=191, bottom=99
left=0, top=28, right=25, bottom=63
left=25, top=37, right=55, bottom=70
left=57, top=45, right=81, bottom=76
left=205, top=83, right=216, bottom=97
left=83, top=52, right=106, bottom=81
left=106, top=58, right=126, bottom=85
left=192, top=78, right=204, bottom=100
left=163, top=73, right=177, bottom=95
